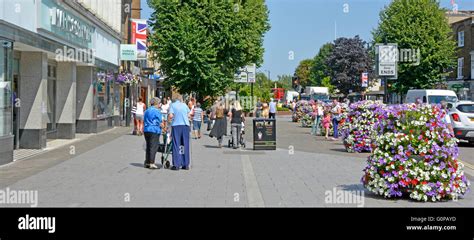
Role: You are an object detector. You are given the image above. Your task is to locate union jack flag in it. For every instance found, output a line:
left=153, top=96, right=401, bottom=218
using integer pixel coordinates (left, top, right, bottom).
left=131, top=19, right=147, bottom=53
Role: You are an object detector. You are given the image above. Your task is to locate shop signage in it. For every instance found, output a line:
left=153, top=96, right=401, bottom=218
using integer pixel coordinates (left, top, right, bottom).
left=40, top=0, right=95, bottom=48
left=253, top=119, right=276, bottom=150
left=120, top=44, right=137, bottom=61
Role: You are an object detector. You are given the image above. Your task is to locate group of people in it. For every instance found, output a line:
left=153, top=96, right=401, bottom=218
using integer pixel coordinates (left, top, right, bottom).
left=309, top=99, right=346, bottom=140
left=255, top=98, right=278, bottom=119
left=208, top=99, right=246, bottom=149
left=139, top=95, right=191, bottom=171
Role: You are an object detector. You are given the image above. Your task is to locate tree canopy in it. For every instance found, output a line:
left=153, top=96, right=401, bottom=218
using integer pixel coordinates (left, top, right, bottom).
left=372, top=0, right=456, bottom=95
left=147, top=0, right=270, bottom=99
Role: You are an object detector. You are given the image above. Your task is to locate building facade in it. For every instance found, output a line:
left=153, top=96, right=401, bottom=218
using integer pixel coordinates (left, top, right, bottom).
left=447, top=11, right=474, bottom=100
left=0, top=0, right=122, bottom=165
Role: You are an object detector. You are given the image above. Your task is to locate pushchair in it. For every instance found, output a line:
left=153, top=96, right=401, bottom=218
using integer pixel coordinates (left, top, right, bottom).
left=228, top=122, right=246, bottom=148
left=158, top=126, right=172, bottom=169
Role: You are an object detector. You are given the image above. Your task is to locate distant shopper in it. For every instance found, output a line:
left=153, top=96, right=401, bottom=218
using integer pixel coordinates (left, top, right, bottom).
left=192, top=102, right=204, bottom=139
left=331, top=99, right=342, bottom=140
left=168, top=95, right=191, bottom=170
left=262, top=102, right=269, bottom=118
left=269, top=99, right=277, bottom=119
left=135, top=98, right=146, bottom=136
left=322, top=112, right=331, bottom=140
left=440, top=101, right=453, bottom=134
left=255, top=98, right=263, bottom=118
left=209, top=102, right=227, bottom=148
left=143, top=97, right=163, bottom=169
left=291, top=100, right=297, bottom=112
left=311, top=101, right=323, bottom=136
left=228, top=101, right=245, bottom=149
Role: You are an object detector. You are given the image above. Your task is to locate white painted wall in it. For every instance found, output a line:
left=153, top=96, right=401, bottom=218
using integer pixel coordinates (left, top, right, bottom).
left=0, top=0, right=37, bottom=32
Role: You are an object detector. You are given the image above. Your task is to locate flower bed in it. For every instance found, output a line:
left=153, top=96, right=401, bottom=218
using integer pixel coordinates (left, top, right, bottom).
left=292, top=100, right=313, bottom=125
left=362, top=104, right=470, bottom=201
left=341, top=100, right=384, bottom=153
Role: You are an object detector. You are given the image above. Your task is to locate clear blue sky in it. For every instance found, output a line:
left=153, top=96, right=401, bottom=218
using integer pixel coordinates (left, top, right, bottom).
left=141, top=0, right=474, bottom=80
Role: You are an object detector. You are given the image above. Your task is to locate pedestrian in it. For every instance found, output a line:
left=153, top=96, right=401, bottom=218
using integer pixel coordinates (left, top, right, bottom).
left=262, top=101, right=269, bottom=118
left=192, top=102, right=204, bottom=139
left=135, top=97, right=146, bottom=136
left=311, top=101, right=323, bottom=136
left=269, top=99, right=277, bottom=119
left=330, top=99, right=342, bottom=140
left=131, top=103, right=137, bottom=135
left=168, top=95, right=191, bottom=171
left=143, top=97, right=163, bottom=169
left=322, top=111, right=331, bottom=140
left=209, top=101, right=227, bottom=148
left=291, top=100, right=297, bottom=112
left=255, top=98, right=263, bottom=118
left=228, top=101, right=245, bottom=149
left=440, top=101, right=454, bottom=134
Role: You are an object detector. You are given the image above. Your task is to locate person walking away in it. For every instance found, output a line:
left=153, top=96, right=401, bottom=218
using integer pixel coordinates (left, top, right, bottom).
left=209, top=102, right=227, bottom=148
left=228, top=101, right=245, bottom=149
left=192, top=102, right=204, bottom=139
left=135, top=98, right=146, bottom=136
left=262, top=102, right=269, bottom=118
left=131, top=103, right=137, bottom=135
left=143, top=98, right=163, bottom=169
left=322, top=112, right=331, bottom=139
left=269, top=99, right=277, bottom=119
left=255, top=98, right=263, bottom=118
left=330, top=99, right=342, bottom=140
left=168, top=95, right=191, bottom=171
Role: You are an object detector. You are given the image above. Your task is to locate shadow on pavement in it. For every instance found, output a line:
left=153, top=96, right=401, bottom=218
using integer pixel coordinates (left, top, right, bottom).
left=203, top=145, right=221, bottom=149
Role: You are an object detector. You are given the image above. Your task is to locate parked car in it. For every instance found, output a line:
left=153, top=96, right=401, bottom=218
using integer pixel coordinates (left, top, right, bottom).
left=449, top=101, right=474, bottom=145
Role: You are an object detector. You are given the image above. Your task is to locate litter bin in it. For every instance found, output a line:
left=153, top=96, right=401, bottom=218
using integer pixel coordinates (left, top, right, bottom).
left=253, top=118, right=276, bottom=150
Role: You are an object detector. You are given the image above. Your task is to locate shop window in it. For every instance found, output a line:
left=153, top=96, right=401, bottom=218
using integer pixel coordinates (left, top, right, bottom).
left=0, top=40, right=13, bottom=137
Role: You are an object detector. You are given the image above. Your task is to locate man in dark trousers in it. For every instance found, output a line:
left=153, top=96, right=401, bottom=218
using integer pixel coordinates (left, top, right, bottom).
left=168, top=95, right=191, bottom=170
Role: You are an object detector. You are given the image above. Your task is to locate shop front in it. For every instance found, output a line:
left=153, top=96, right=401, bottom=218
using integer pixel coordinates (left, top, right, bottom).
left=0, top=0, right=121, bottom=162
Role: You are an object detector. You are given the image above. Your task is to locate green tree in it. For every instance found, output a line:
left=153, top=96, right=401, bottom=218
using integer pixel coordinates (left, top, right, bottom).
left=275, top=74, right=292, bottom=90
left=310, top=43, right=333, bottom=86
left=147, top=0, right=270, bottom=100
left=372, top=0, right=456, bottom=97
left=294, top=59, right=314, bottom=87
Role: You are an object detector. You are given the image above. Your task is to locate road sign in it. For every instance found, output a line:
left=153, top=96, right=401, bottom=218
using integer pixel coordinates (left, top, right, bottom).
left=376, top=44, right=398, bottom=78
left=361, top=72, right=368, bottom=87
left=234, top=64, right=256, bottom=83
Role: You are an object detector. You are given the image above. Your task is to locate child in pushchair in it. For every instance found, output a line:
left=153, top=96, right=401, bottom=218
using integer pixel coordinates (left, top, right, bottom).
left=228, top=122, right=246, bottom=149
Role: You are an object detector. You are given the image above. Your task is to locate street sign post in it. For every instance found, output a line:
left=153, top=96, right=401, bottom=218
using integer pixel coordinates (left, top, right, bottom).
left=376, top=44, right=398, bottom=103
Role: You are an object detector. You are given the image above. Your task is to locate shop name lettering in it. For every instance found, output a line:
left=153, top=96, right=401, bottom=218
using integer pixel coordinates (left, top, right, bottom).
left=18, top=214, right=56, bottom=234
left=50, top=7, right=94, bottom=43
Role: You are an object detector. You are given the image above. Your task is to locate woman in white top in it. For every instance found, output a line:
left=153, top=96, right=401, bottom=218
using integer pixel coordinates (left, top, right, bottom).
left=135, top=97, right=146, bottom=136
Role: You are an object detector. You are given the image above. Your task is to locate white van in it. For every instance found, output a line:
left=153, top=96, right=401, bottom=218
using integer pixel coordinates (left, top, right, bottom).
left=405, top=89, right=458, bottom=104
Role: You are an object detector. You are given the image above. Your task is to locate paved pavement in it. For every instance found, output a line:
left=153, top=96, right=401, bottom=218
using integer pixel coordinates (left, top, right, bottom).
left=0, top=116, right=472, bottom=207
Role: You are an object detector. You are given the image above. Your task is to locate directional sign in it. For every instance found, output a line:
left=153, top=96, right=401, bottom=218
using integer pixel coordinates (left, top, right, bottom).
left=234, top=64, right=256, bottom=83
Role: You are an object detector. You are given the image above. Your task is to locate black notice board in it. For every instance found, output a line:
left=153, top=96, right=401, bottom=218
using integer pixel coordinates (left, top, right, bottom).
left=253, top=118, right=276, bottom=150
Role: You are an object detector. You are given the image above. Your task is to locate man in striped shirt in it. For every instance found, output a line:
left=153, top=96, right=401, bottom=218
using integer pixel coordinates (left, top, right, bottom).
left=192, top=102, right=204, bottom=139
